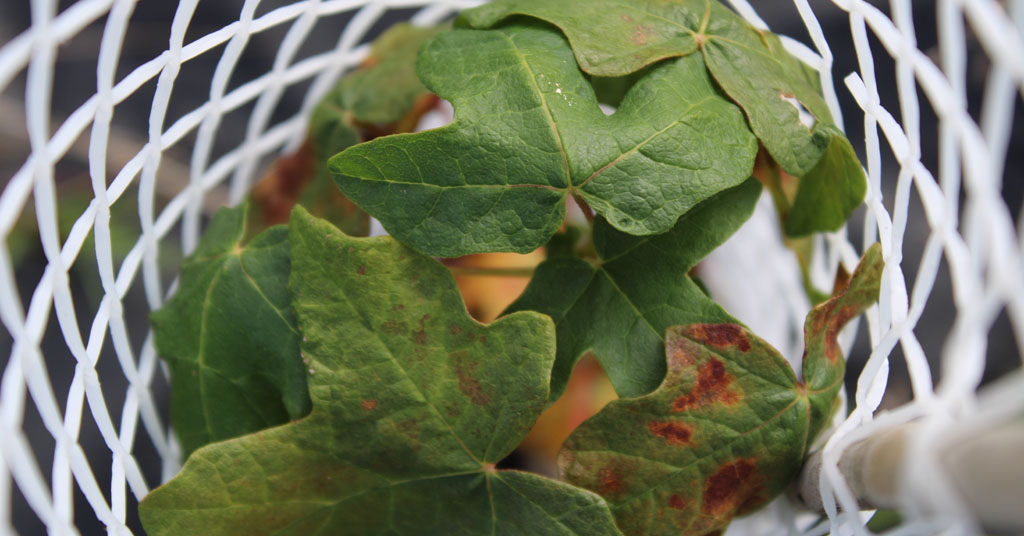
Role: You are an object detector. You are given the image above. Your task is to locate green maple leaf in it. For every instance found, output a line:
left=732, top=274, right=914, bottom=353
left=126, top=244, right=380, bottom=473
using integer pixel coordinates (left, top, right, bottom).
left=329, top=22, right=757, bottom=257
left=460, top=0, right=866, bottom=236
left=299, top=23, right=443, bottom=233
left=506, top=178, right=761, bottom=399
left=319, top=23, right=444, bottom=126
left=559, top=243, right=883, bottom=536
left=140, top=207, right=623, bottom=536
left=152, top=26, right=444, bottom=457
left=150, top=204, right=310, bottom=458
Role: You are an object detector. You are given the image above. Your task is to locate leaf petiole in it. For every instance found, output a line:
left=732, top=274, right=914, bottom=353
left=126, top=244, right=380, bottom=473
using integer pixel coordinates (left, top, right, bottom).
left=760, top=150, right=792, bottom=219
left=571, top=193, right=596, bottom=222
left=447, top=266, right=536, bottom=278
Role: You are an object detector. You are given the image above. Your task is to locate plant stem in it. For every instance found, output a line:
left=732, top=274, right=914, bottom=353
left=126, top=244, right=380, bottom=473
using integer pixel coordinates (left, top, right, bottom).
left=761, top=156, right=791, bottom=220
left=447, top=266, right=536, bottom=278
left=572, top=193, right=595, bottom=222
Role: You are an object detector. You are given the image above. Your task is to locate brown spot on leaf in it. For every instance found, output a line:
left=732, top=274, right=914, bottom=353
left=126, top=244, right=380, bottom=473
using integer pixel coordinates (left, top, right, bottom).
left=648, top=421, right=693, bottom=445
left=597, top=467, right=622, bottom=495
left=450, top=324, right=461, bottom=335
left=824, top=304, right=858, bottom=362
left=413, top=314, right=430, bottom=345
left=832, top=265, right=851, bottom=295
left=669, top=494, right=687, bottom=510
left=444, top=401, right=460, bottom=417
left=673, top=358, right=739, bottom=411
left=621, top=14, right=633, bottom=22
left=631, top=24, right=652, bottom=45
left=667, top=336, right=697, bottom=370
left=451, top=351, right=490, bottom=406
left=356, top=265, right=366, bottom=276
left=479, top=335, right=487, bottom=345
left=361, top=400, right=378, bottom=411
left=702, top=459, right=761, bottom=516
left=810, top=299, right=859, bottom=363
left=688, top=323, right=750, bottom=352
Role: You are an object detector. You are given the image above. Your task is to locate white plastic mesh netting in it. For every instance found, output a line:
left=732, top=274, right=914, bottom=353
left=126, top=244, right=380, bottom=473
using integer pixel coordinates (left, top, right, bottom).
left=0, top=0, right=1021, bottom=534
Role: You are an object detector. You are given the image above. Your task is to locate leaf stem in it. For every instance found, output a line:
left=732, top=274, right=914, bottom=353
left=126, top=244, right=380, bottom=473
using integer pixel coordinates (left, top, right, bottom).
left=753, top=150, right=829, bottom=303
left=760, top=154, right=791, bottom=220
left=572, top=193, right=595, bottom=222
left=447, top=266, right=536, bottom=278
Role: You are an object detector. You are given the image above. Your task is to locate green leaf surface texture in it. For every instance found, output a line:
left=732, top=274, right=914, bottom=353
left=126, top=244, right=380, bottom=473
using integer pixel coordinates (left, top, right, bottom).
left=150, top=204, right=310, bottom=459
left=506, top=178, right=761, bottom=399
left=140, top=207, right=622, bottom=536
left=460, top=0, right=866, bottom=236
left=330, top=21, right=757, bottom=256
left=559, top=243, right=883, bottom=535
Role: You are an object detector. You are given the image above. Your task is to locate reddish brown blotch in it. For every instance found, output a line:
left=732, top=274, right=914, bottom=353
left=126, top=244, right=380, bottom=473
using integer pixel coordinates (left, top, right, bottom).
left=701, top=459, right=762, bottom=516
left=647, top=420, right=694, bottom=445
left=451, top=351, right=490, bottom=406
left=413, top=313, right=429, bottom=345
left=687, top=323, right=751, bottom=352
left=596, top=466, right=622, bottom=495
left=673, top=358, right=739, bottom=411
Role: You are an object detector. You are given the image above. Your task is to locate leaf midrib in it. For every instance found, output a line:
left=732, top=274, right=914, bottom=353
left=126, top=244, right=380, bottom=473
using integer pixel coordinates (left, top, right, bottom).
left=577, top=95, right=715, bottom=190
left=188, top=248, right=300, bottom=445
left=508, top=33, right=572, bottom=188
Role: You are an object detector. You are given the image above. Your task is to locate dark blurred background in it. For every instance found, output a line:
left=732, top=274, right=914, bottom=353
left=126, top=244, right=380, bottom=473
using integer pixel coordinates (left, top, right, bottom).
left=0, top=0, right=1020, bottom=533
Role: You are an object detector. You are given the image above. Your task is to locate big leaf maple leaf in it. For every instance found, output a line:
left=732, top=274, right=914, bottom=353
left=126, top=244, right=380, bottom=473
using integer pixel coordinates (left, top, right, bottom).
left=140, top=207, right=622, bottom=536
left=460, top=0, right=866, bottom=236
left=330, top=22, right=757, bottom=257
left=560, top=244, right=883, bottom=535
left=506, top=178, right=761, bottom=399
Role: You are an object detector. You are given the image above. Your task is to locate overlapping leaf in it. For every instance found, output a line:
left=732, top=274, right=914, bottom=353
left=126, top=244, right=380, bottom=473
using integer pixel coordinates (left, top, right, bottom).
left=318, top=23, right=444, bottom=127
left=140, top=208, right=623, bottom=536
left=302, top=23, right=444, bottom=231
left=330, top=22, right=757, bottom=257
left=559, top=244, right=883, bottom=535
left=506, top=178, right=761, bottom=399
left=460, top=0, right=866, bottom=236
left=150, top=204, right=310, bottom=458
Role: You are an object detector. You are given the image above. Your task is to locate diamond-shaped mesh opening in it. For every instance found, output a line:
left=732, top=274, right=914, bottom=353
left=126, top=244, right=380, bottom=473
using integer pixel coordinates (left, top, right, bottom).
left=9, top=395, right=50, bottom=535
